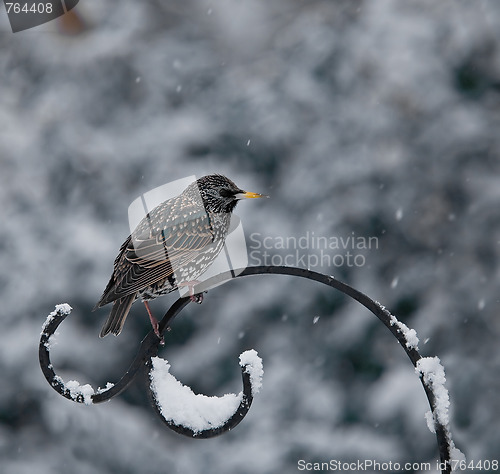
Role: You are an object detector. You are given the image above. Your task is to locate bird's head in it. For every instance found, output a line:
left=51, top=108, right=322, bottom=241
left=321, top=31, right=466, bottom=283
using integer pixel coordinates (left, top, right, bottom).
left=192, top=174, right=267, bottom=213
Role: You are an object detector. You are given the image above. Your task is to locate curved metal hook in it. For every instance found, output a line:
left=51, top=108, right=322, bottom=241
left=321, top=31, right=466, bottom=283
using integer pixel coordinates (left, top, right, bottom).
left=39, top=299, right=259, bottom=438
left=39, top=301, right=184, bottom=404
left=39, top=265, right=456, bottom=472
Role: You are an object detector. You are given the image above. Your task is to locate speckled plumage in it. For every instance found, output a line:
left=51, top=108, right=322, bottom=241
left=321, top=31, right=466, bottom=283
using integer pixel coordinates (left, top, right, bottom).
left=95, top=174, right=265, bottom=338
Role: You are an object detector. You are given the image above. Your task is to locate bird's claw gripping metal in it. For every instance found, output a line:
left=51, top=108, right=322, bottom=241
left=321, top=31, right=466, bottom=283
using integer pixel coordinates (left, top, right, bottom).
left=178, top=280, right=205, bottom=304
left=189, top=292, right=204, bottom=304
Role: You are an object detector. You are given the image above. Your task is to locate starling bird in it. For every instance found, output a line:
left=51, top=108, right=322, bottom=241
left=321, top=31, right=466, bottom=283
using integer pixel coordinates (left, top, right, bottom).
left=95, top=174, right=266, bottom=339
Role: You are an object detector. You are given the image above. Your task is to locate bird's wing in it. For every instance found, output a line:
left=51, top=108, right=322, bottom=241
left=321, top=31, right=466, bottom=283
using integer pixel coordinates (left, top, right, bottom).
left=98, top=198, right=217, bottom=304
left=127, top=213, right=214, bottom=268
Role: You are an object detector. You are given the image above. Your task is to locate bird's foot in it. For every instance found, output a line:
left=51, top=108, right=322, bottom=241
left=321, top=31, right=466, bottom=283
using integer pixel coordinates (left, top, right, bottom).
left=153, top=320, right=165, bottom=345
left=190, top=293, right=204, bottom=304
left=179, top=280, right=205, bottom=303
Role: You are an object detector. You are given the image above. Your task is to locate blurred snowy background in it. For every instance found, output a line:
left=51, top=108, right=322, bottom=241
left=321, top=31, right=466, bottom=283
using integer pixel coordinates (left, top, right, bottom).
left=1, top=0, right=500, bottom=472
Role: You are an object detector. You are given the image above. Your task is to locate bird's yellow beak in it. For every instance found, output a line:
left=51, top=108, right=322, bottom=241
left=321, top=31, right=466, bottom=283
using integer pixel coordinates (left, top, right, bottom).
left=235, top=191, right=269, bottom=199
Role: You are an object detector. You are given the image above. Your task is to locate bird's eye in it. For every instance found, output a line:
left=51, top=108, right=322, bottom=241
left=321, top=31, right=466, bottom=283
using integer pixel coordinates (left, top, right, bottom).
left=219, top=188, right=233, bottom=198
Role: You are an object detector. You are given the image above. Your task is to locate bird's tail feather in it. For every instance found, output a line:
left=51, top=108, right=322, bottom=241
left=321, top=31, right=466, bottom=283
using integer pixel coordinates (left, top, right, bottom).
left=99, top=294, right=136, bottom=338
